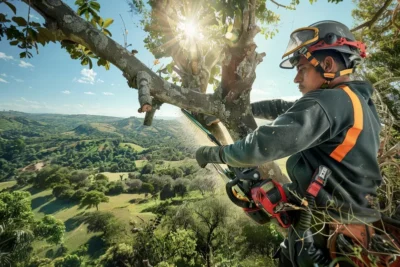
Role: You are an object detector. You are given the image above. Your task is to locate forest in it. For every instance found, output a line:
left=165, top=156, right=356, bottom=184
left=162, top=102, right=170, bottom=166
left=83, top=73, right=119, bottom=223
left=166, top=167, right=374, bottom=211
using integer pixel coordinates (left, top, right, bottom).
left=0, top=111, right=284, bottom=266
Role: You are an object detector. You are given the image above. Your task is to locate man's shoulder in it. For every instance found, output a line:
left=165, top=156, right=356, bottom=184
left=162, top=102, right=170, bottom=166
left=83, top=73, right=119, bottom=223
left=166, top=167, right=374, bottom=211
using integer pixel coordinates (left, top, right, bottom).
left=301, top=88, right=352, bottom=110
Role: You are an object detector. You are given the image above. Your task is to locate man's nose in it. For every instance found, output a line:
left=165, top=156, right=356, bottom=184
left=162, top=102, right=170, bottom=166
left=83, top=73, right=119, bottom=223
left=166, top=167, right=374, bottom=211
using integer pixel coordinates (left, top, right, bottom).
left=294, top=71, right=301, bottom=83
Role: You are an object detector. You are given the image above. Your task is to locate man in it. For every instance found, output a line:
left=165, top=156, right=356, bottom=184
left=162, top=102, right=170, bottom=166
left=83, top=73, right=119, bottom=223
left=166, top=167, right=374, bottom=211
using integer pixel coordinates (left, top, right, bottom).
left=195, top=21, right=383, bottom=266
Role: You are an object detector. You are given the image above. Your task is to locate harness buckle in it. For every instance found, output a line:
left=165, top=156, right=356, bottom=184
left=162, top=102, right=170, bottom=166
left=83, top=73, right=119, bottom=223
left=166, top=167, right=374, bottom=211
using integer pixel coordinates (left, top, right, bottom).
left=306, top=166, right=332, bottom=197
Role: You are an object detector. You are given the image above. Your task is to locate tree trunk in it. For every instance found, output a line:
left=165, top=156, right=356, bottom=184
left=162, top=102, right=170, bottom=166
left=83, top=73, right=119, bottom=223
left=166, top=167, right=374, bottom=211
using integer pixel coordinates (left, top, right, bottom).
left=96, top=204, right=99, bottom=211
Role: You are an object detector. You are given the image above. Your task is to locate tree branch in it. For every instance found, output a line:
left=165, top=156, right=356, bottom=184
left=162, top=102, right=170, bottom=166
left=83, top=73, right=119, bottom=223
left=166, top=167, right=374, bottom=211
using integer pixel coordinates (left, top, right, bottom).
left=378, top=143, right=400, bottom=163
left=23, top=0, right=215, bottom=115
left=270, top=0, right=292, bottom=9
left=351, top=0, right=394, bottom=32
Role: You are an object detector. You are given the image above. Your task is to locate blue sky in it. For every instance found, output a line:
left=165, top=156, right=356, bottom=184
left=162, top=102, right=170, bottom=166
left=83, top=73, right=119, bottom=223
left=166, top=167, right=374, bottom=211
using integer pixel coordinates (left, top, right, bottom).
left=0, top=0, right=357, bottom=118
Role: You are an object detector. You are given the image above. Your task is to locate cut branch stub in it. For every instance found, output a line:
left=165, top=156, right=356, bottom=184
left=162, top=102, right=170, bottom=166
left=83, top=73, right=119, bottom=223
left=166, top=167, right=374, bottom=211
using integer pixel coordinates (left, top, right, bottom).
left=143, top=100, right=163, bottom=127
left=137, top=71, right=153, bottom=113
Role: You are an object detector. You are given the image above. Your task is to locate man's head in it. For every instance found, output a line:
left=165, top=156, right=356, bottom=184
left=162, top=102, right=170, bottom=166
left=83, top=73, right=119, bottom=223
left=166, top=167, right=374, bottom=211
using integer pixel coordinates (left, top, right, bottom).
left=294, top=50, right=348, bottom=95
left=280, top=20, right=366, bottom=95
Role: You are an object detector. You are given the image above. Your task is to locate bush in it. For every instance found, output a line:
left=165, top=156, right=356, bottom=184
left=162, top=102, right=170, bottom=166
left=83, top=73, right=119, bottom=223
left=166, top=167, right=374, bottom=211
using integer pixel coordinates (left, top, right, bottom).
left=52, top=184, right=72, bottom=199
left=141, top=183, right=154, bottom=194
left=98, top=243, right=134, bottom=267
left=28, top=257, right=52, bottom=267
left=69, top=171, right=89, bottom=184
left=141, top=163, right=154, bottom=174
left=84, top=211, right=124, bottom=245
left=95, top=174, right=109, bottom=182
left=72, top=189, right=86, bottom=201
left=160, top=185, right=175, bottom=201
left=125, top=179, right=142, bottom=193
left=54, top=254, right=81, bottom=267
left=60, top=189, right=75, bottom=200
left=106, top=181, right=125, bottom=195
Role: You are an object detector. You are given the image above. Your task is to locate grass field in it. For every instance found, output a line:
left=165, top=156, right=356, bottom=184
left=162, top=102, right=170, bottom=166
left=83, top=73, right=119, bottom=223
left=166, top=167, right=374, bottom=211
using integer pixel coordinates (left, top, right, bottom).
left=27, top=186, right=158, bottom=257
left=120, top=142, right=145, bottom=152
left=0, top=180, right=16, bottom=190
left=99, top=172, right=130, bottom=182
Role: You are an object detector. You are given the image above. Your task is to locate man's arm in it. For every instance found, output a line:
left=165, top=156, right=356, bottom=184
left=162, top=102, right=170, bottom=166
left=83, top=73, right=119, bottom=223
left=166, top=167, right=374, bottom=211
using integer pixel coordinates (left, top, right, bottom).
left=222, top=97, right=331, bottom=167
left=251, top=99, right=295, bottom=120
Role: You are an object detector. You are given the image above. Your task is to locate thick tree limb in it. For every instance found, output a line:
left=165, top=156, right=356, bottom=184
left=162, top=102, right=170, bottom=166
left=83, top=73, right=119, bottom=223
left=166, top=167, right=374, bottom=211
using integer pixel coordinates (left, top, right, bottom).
left=351, top=0, right=394, bottom=32
left=23, top=0, right=215, bottom=115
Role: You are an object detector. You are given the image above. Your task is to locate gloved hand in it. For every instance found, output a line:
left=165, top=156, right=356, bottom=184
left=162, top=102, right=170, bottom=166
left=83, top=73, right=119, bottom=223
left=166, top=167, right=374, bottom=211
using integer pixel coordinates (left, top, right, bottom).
left=195, top=146, right=225, bottom=168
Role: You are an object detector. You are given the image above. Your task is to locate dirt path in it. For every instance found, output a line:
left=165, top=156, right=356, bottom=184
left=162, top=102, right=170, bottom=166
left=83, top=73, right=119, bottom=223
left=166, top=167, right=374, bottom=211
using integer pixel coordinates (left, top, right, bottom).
left=22, top=161, right=45, bottom=172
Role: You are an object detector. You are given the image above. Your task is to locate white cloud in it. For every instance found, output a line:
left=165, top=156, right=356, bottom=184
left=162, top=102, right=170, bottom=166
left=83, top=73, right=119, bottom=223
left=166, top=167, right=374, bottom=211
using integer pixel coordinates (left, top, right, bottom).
left=1, top=73, right=7, bottom=77
left=61, top=90, right=71, bottom=94
left=76, top=68, right=97, bottom=84
left=103, top=92, right=114, bottom=95
left=19, top=60, right=34, bottom=68
left=97, top=79, right=104, bottom=83
left=84, top=91, right=95, bottom=95
left=14, top=78, right=24, bottom=83
left=28, top=86, right=32, bottom=89
left=0, top=78, right=9, bottom=83
left=0, top=52, right=13, bottom=61
left=18, top=97, right=39, bottom=104
left=29, top=14, right=40, bottom=20
left=111, top=83, right=114, bottom=86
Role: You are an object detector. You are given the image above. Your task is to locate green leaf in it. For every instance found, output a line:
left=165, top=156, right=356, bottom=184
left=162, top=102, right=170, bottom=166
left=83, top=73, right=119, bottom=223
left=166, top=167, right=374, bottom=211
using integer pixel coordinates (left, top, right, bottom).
left=30, top=21, right=41, bottom=28
left=37, top=27, right=57, bottom=42
left=75, top=0, right=85, bottom=5
left=90, top=17, right=97, bottom=27
left=102, top=18, right=114, bottom=28
left=81, top=57, right=88, bottom=66
left=90, top=1, right=101, bottom=11
left=167, top=63, right=173, bottom=74
left=4, top=1, right=17, bottom=15
left=12, top=16, right=27, bottom=27
left=102, top=28, right=112, bottom=37
left=19, top=52, right=26, bottom=58
left=85, top=10, right=90, bottom=21
left=9, top=40, right=19, bottom=46
left=27, top=28, right=38, bottom=40
left=77, top=7, right=87, bottom=16
left=97, top=58, right=110, bottom=70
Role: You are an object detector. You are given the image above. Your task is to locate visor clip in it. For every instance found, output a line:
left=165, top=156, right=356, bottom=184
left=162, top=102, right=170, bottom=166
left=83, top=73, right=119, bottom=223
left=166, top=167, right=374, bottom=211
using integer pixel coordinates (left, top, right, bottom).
left=299, top=46, right=308, bottom=55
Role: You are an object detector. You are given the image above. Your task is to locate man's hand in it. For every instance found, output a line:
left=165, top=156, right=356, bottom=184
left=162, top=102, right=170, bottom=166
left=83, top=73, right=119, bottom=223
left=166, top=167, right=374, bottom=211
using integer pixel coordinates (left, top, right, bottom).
left=195, top=146, right=225, bottom=168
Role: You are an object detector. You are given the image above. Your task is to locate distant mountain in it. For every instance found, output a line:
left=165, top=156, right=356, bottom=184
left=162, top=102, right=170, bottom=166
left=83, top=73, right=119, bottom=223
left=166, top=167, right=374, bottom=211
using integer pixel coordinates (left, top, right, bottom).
left=0, top=111, right=184, bottom=142
left=0, top=114, right=46, bottom=132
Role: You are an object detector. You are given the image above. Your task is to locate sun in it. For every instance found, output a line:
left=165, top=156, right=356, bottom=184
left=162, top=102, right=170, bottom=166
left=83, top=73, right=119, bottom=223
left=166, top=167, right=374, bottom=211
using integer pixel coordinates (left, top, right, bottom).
left=178, top=20, right=199, bottom=39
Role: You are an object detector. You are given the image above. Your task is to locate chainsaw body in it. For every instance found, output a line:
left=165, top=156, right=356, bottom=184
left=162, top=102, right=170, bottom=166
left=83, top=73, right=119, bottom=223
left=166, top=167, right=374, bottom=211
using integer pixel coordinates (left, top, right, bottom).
left=214, top=164, right=292, bottom=228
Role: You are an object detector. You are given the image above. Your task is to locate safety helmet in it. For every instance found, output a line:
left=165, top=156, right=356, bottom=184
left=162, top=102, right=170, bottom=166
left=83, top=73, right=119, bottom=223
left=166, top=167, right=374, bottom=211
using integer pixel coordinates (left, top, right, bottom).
left=280, top=20, right=366, bottom=82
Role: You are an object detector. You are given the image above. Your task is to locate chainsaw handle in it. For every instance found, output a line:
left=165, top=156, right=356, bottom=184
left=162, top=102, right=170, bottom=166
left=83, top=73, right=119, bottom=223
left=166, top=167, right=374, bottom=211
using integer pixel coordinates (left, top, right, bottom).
left=226, top=180, right=251, bottom=209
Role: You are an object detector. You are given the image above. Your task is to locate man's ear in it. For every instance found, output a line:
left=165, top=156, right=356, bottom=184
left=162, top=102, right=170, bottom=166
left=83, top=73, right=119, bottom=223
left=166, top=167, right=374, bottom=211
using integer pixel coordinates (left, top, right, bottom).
left=323, top=56, right=335, bottom=72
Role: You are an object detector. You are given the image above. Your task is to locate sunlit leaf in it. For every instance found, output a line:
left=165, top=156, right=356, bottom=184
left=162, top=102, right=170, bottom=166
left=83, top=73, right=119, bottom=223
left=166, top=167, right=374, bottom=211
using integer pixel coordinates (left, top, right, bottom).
left=90, top=1, right=101, bottom=11
left=102, top=18, right=114, bottom=28
left=102, top=28, right=112, bottom=37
